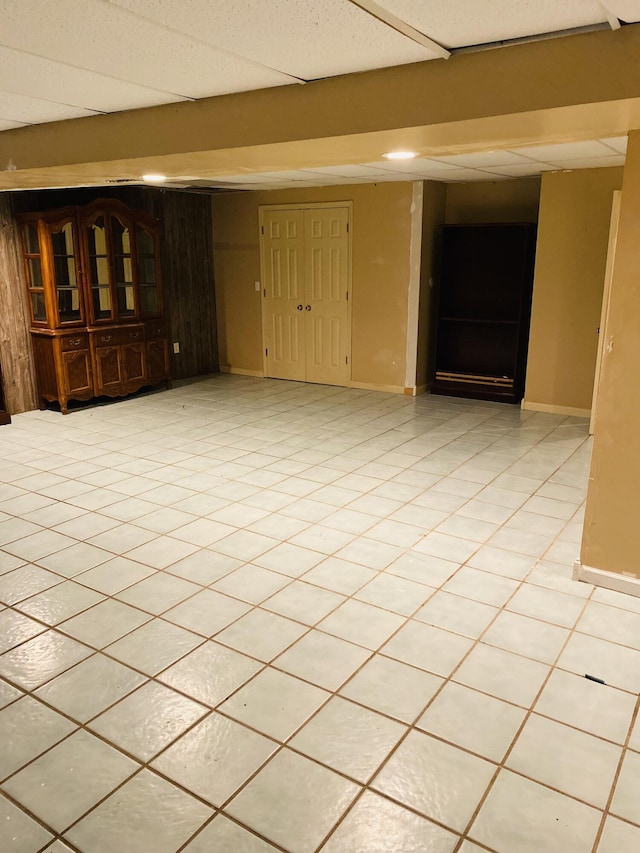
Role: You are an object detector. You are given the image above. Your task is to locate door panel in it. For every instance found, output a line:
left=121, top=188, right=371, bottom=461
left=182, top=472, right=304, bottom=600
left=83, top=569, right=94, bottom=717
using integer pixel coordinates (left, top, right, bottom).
left=121, top=343, right=146, bottom=384
left=304, top=208, right=350, bottom=386
left=94, top=346, right=121, bottom=393
left=61, top=350, right=92, bottom=395
left=262, top=209, right=305, bottom=381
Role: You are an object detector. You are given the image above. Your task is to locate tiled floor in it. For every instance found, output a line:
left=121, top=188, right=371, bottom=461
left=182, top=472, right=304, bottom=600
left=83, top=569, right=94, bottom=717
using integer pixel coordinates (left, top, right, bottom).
left=1, top=374, right=640, bottom=853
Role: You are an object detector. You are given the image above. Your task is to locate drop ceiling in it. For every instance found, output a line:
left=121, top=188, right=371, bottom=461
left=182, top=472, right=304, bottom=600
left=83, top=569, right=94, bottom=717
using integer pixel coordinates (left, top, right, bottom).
left=0, top=0, right=638, bottom=189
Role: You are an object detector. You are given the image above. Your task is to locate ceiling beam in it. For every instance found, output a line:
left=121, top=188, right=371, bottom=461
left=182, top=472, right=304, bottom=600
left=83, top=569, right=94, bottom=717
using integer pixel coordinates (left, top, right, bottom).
left=347, top=0, right=451, bottom=59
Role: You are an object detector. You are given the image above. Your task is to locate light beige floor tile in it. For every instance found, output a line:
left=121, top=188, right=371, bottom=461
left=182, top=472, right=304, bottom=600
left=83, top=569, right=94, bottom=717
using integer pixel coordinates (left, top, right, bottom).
left=289, top=696, right=406, bottom=782
left=340, top=654, right=443, bottom=722
left=0, top=565, right=63, bottom=605
left=263, top=581, right=344, bottom=625
left=183, top=815, right=278, bottom=852
left=89, top=681, right=207, bottom=761
left=274, top=630, right=370, bottom=691
left=115, top=572, right=200, bottom=614
left=372, top=730, right=495, bottom=832
left=507, top=714, right=621, bottom=807
left=227, top=749, right=359, bottom=853
left=158, top=641, right=262, bottom=706
left=0, top=609, right=47, bottom=653
left=597, top=816, right=640, bottom=852
left=610, top=749, right=640, bottom=825
left=35, top=654, right=145, bottom=723
left=322, top=790, right=458, bottom=853
left=66, top=769, right=212, bottom=853
left=381, top=620, right=473, bottom=677
left=213, top=565, right=291, bottom=604
left=16, top=581, right=104, bottom=626
left=4, top=730, right=138, bottom=832
left=106, top=619, right=203, bottom=675
left=216, top=608, right=307, bottom=660
left=483, top=610, right=569, bottom=663
left=163, top=588, right=251, bottom=636
left=535, top=669, right=636, bottom=744
left=0, top=798, right=53, bottom=853
left=454, top=643, right=550, bottom=707
left=0, top=630, right=92, bottom=690
left=417, top=681, right=526, bottom=762
left=318, top=599, right=405, bottom=650
left=0, top=695, right=76, bottom=780
left=469, top=769, right=601, bottom=853
left=220, top=667, right=329, bottom=740
left=355, top=572, right=434, bottom=616
left=152, top=712, right=277, bottom=805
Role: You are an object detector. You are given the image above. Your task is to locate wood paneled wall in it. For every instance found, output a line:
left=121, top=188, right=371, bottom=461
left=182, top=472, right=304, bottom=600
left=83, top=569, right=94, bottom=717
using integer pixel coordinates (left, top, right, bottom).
left=0, top=197, right=38, bottom=413
left=7, top=187, right=218, bottom=398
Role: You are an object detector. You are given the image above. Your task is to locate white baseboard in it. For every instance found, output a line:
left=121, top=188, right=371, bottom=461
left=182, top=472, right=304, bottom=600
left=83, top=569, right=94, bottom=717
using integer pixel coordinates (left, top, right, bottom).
left=573, top=560, right=640, bottom=598
left=219, top=366, right=265, bottom=378
left=521, top=400, right=591, bottom=418
left=348, top=380, right=405, bottom=394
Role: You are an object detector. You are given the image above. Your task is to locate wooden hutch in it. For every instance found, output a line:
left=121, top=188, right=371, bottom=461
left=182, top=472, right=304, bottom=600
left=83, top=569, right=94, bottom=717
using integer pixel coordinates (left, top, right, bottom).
left=18, top=199, right=170, bottom=413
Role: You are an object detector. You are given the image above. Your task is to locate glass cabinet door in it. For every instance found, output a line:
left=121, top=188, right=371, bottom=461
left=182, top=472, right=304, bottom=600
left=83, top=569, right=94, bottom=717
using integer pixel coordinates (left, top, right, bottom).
left=22, top=223, right=47, bottom=324
left=49, top=220, right=82, bottom=324
left=85, top=216, right=113, bottom=322
left=110, top=215, right=135, bottom=318
left=135, top=224, right=160, bottom=317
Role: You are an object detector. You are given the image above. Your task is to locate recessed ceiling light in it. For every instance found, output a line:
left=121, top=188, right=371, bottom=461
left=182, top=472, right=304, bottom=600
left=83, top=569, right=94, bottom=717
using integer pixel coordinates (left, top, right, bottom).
left=382, top=151, right=418, bottom=160
left=142, top=173, right=167, bottom=183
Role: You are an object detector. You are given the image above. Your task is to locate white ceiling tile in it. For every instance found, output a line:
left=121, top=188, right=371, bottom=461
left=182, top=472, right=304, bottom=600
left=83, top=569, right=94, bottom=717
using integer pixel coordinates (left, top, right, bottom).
left=511, top=140, right=620, bottom=161
left=0, top=91, right=98, bottom=124
left=107, top=0, right=438, bottom=79
left=599, top=136, right=628, bottom=154
left=433, top=150, right=535, bottom=167
left=548, top=155, right=626, bottom=169
left=377, top=0, right=607, bottom=48
left=0, top=47, right=187, bottom=112
left=432, top=168, right=499, bottom=182
left=482, top=163, right=555, bottom=176
left=363, top=158, right=459, bottom=173
left=304, top=164, right=393, bottom=177
left=603, top=2, right=640, bottom=23
left=0, top=0, right=297, bottom=98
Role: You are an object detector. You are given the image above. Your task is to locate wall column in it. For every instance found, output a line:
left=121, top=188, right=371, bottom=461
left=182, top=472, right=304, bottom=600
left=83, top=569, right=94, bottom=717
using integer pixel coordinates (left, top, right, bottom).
left=580, top=130, right=640, bottom=587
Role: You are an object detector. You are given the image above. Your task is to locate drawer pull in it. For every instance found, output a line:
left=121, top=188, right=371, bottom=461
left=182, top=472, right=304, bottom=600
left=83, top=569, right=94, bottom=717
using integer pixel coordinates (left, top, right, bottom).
left=68, top=338, right=83, bottom=347
left=129, top=331, right=141, bottom=339
left=99, top=335, right=112, bottom=343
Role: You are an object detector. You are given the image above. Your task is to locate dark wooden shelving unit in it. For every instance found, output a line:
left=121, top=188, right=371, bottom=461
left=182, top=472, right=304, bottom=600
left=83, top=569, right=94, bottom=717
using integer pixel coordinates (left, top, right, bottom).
left=432, top=222, right=537, bottom=403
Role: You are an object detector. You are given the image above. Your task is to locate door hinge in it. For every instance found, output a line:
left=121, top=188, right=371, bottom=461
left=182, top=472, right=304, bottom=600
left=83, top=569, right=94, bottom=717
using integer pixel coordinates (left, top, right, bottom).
left=265, top=348, right=268, bottom=357
left=261, top=225, right=264, bottom=234
left=264, top=289, right=266, bottom=297
left=345, top=356, right=348, bottom=364
left=346, top=222, right=349, bottom=233
left=346, top=292, right=349, bottom=301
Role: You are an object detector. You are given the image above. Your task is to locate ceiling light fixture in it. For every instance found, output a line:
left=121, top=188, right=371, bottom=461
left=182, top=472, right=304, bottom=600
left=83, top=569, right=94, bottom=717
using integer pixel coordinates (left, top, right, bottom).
left=142, top=173, right=167, bottom=183
left=382, top=151, right=418, bottom=160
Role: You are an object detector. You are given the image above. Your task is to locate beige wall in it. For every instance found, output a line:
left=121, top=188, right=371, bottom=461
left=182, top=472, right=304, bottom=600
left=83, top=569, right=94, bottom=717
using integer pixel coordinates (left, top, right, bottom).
left=212, top=182, right=415, bottom=390
left=445, top=178, right=541, bottom=224
left=582, top=132, right=640, bottom=578
left=524, top=167, right=623, bottom=413
left=417, top=182, right=446, bottom=389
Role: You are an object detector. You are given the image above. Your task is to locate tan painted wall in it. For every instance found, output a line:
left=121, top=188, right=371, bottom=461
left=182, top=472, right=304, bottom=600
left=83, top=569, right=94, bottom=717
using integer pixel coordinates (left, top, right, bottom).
left=582, top=132, right=640, bottom=578
left=445, top=178, right=541, bottom=224
left=524, top=167, right=623, bottom=413
left=417, top=182, right=446, bottom=388
left=212, top=182, right=415, bottom=389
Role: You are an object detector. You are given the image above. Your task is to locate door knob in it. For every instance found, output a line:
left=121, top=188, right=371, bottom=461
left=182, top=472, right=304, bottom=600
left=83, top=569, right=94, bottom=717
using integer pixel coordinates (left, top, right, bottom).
left=296, top=304, right=303, bottom=311
left=305, top=305, right=311, bottom=311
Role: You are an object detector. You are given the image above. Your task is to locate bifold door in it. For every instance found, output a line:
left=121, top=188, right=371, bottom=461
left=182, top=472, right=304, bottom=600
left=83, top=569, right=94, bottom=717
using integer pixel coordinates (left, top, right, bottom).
left=261, top=206, right=350, bottom=386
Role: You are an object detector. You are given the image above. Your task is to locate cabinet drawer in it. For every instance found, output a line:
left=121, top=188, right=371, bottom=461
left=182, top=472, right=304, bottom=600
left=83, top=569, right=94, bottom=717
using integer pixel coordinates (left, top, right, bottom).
left=61, top=334, right=89, bottom=352
left=92, top=327, right=145, bottom=347
left=145, top=322, right=165, bottom=339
